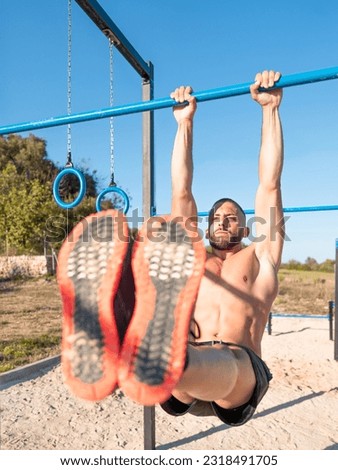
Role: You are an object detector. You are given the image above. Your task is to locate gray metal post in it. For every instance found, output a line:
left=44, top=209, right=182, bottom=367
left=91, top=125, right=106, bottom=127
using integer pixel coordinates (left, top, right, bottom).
left=142, top=62, right=156, bottom=450
left=328, top=300, right=334, bottom=341
left=143, top=406, right=156, bottom=450
left=142, top=62, right=155, bottom=219
left=267, top=312, right=272, bottom=335
left=335, top=240, right=338, bottom=360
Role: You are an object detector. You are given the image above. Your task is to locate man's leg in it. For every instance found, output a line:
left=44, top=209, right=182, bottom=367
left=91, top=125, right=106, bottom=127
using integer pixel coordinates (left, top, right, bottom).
left=173, top=344, right=256, bottom=409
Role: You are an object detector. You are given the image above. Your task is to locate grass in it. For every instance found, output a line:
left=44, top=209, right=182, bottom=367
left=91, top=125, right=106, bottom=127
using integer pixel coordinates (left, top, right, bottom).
left=0, top=269, right=335, bottom=372
left=0, top=335, right=60, bottom=373
left=0, top=277, right=62, bottom=373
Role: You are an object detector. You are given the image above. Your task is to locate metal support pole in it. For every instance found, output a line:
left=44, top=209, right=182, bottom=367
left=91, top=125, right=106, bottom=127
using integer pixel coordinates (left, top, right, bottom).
left=1, top=66, right=338, bottom=135
left=267, top=312, right=272, bottom=336
left=328, top=300, right=334, bottom=341
left=142, top=62, right=155, bottom=219
left=142, top=62, right=156, bottom=451
left=335, top=240, right=338, bottom=360
left=143, top=406, right=156, bottom=451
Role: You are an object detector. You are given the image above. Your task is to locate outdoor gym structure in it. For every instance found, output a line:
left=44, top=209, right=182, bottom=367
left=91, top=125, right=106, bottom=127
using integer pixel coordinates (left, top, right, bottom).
left=1, top=0, right=337, bottom=450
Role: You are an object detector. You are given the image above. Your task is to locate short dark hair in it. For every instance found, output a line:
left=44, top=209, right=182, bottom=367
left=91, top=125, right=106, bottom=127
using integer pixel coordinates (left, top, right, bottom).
left=208, top=198, right=246, bottom=224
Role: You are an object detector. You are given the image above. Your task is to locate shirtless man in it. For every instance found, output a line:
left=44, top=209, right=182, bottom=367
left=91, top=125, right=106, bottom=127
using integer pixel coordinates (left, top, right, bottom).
left=157, top=70, right=284, bottom=424
left=58, top=70, right=284, bottom=426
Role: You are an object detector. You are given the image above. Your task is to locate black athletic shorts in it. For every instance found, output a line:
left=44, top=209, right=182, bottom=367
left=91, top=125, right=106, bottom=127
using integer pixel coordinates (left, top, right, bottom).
left=160, top=341, right=272, bottom=427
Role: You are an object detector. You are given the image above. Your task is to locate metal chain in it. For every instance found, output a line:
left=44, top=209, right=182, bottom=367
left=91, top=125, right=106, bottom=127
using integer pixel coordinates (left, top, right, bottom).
left=67, top=0, right=72, bottom=162
left=109, top=39, right=115, bottom=186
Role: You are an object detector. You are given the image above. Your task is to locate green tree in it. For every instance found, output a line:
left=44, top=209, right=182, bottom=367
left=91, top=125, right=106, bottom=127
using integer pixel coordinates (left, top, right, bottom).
left=284, top=259, right=303, bottom=270
left=0, top=163, right=60, bottom=253
left=304, top=256, right=318, bottom=271
left=0, top=134, right=57, bottom=183
left=0, top=135, right=99, bottom=255
left=318, top=258, right=335, bottom=273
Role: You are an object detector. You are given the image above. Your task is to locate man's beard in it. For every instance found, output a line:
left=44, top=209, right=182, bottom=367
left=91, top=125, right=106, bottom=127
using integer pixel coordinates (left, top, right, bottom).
left=209, top=235, right=242, bottom=251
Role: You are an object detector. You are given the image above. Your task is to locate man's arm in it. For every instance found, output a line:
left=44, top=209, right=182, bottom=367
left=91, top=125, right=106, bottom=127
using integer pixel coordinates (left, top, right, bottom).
left=250, top=71, right=285, bottom=269
left=170, top=86, right=198, bottom=220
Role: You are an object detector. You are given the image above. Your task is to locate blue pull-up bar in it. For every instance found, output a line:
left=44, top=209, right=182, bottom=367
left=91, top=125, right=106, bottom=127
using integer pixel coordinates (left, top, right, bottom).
left=1, top=66, right=338, bottom=135
left=198, top=204, right=338, bottom=217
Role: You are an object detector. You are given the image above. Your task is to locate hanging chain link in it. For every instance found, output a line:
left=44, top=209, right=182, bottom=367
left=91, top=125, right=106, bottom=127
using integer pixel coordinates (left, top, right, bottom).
left=109, top=39, right=116, bottom=186
left=66, top=0, right=72, bottom=165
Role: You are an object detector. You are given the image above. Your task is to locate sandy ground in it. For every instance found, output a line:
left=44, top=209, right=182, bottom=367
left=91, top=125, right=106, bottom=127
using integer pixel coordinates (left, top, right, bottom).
left=1, top=317, right=337, bottom=451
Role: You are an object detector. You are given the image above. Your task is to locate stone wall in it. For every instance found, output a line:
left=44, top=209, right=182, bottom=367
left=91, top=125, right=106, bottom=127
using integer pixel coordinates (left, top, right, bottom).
left=0, top=255, right=57, bottom=279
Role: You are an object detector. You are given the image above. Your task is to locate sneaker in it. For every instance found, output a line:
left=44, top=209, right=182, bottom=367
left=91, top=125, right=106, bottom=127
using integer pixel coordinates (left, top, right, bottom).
left=57, top=210, right=129, bottom=401
left=118, top=216, right=205, bottom=406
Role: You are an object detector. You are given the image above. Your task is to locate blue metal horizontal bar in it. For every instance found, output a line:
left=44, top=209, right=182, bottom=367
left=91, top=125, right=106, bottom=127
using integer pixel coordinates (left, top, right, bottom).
left=1, top=66, right=338, bottom=135
left=271, top=313, right=329, bottom=319
left=197, top=204, right=338, bottom=217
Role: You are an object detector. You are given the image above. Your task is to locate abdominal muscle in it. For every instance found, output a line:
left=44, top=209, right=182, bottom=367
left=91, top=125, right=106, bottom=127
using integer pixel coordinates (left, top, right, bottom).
left=189, top=248, right=276, bottom=356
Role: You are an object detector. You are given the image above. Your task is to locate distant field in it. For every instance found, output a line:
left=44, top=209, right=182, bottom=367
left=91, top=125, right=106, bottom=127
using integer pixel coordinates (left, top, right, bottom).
left=274, top=269, right=334, bottom=315
left=0, top=269, right=335, bottom=372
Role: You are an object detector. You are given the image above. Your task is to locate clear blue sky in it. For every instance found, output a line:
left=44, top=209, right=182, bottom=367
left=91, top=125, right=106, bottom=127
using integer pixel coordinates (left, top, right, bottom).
left=2, top=0, right=338, bottom=263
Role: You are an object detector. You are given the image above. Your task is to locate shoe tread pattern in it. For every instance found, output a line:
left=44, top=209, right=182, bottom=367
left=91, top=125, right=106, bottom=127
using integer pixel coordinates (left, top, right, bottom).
left=134, top=221, right=195, bottom=385
left=66, top=216, right=115, bottom=384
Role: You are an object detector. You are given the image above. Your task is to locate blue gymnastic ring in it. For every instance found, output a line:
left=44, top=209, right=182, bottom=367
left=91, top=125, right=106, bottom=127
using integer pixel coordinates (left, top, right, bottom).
left=53, top=168, right=87, bottom=209
left=96, top=186, right=130, bottom=214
